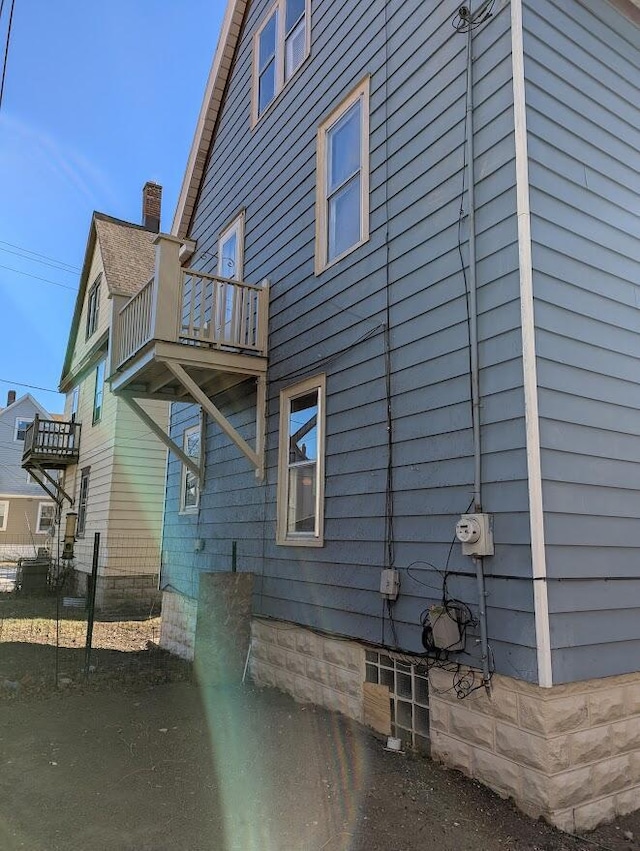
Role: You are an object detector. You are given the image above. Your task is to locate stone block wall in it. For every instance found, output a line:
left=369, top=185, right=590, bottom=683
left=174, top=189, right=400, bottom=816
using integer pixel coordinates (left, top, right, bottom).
left=429, top=667, right=640, bottom=833
left=159, top=590, right=198, bottom=660
left=75, top=570, right=161, bottom=612
left=249, top=618, right=365, bottom=722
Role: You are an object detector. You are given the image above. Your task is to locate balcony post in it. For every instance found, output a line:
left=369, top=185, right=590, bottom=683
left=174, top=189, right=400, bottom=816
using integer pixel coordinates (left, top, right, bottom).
left=150, top=234, right=184, bottom=343
left=108, top=292, right=130, bottom=377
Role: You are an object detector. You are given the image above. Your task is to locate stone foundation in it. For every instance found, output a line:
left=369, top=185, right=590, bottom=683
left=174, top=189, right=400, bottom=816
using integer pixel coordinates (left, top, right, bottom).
left=74, top=570, right=161, bottom=612
left=159, top=590, right=198, bottom=660
left=249, top=618, right=365, bottom=721
left=429, top=667, right=640, bottom=833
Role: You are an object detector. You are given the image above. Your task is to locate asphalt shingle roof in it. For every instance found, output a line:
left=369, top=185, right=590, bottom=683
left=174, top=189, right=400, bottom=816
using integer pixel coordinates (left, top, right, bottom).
left=94, top=216, right=156, bottom=297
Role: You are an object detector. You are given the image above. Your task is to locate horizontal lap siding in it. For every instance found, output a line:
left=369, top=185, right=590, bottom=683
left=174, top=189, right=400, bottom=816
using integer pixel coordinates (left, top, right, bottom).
left=162, top=0, right=535, bottom=676
left=523, top=0, right=640, bottom=682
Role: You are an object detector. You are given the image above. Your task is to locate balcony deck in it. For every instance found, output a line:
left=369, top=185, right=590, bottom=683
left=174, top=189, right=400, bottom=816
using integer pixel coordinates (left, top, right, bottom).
left=108, top=236, right=268, bottom=403
left=22, top=416, right=81, bottom=471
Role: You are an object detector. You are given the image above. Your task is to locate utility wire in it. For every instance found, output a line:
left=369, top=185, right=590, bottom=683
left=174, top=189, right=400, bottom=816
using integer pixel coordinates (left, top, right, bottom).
left=0, top=244, right=79, bottom=274
left=0, top=0, right=16, bottom=111
left=0, top=378, right=61, bottom=394
left=0, top=238, right=80, bottom=271
left=0, top=262, right=78, bottom=291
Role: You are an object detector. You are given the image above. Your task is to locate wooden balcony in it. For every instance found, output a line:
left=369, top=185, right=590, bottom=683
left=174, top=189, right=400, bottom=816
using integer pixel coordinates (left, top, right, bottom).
left=22, top=415, right=81, bottom=471
left=108, top=234, right=268, bottom=403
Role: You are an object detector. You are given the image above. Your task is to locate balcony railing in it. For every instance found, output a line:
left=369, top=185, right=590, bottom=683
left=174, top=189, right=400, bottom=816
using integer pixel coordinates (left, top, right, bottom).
left=111, top=235, right=268, bottom=374
left=22, top=416, right=81, bottom=469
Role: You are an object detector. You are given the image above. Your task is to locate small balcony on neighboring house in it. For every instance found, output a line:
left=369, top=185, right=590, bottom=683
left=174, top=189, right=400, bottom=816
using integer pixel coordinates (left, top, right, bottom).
left=108, top=234, right=269, bottom=480
left=22, top=415, right=81, bottom=506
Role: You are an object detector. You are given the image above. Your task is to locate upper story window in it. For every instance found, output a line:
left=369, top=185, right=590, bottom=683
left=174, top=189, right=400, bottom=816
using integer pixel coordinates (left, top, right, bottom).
left=77, top=468, right=90, bottom=535
left=70, top=386, right=79, bottom=422
left=14, top=417, right=32, bottom=441
left=315, top=77, right=370, bottom=274
left=180, top=424, right=201, bottom=513
left=217, top=212, right=245, bottom=342
left=92, top=359, right=106, bottom=425
left=86, top=274, right=101, bottom=339
left=0, top=500, right=8, bottom=532
left=277, top=374, right=325, bottom=546
left=36, top=502, right=56, bottom=535
left=253, top=0, right=310, bottom=123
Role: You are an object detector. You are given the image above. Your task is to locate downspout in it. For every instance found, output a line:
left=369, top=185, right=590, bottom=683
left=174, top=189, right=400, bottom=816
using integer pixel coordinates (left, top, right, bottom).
left=462, top=4, right=491, bottom=689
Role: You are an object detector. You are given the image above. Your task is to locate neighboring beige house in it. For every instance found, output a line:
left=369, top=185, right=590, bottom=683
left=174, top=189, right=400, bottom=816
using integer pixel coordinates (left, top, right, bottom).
left=36, top=184, right=170, bottom=606
left=0, top=390, right=58, bottom=561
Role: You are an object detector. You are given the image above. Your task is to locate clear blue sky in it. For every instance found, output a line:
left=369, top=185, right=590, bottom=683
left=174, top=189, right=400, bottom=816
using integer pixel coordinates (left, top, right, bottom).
left=0, top=0, right=225, bottom=414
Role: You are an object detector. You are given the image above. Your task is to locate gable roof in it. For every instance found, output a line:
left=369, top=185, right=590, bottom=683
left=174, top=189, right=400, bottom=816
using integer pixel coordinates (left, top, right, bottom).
left=171, top=0, right=640, bottom=241
left=172, top=0, right=247, bottom=240
left=60, top=212, right=157, bottom=387
left=0, top=393, right=51, bottom=422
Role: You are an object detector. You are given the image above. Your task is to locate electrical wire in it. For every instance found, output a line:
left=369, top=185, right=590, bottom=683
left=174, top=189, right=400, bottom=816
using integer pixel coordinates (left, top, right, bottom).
left=0, top=262, right=78, bottom=291
left=0, top=0, right=16, bottom=111
left=0, top=245, right=79, bottom=274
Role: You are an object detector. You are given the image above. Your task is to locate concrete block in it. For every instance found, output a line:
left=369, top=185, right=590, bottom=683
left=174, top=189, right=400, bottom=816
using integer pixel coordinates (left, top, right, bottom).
left=323, top=639, right=362, bottom=672
left=589, top=689, right=627, bottom=725
left=292, top=676, right=321, bottom=705
left=430, top=730, right=472, bottom=774
left=611, top=718, right=640, bottom=754
left=522, top=768, right=550, bottom=810
left=465, top=684, right=519, bottom=724
left=495, top=723, right=569, bottom=773
left=297, top=630, right=322, bottom=657
left=519, top=694, right=589, bottom=735
left=546, top=808, right=575, bottom=834
left=615, top=786, right=640, bottom=816
left=276, top=625, right=299, bottom=650
left=448, top=705, right=494, bottom=750
left=548, top=766, right=594, bottom=809
left=472, top=748, right=521, bottom=799
left=573, top=795, right=617, bottom=833
left=592, top=755, right=633, bottom=798
left=286, top=651, right=307, bottom=677
left=625, top=684, right=640, bottom=716
left=570, top=725, right=612, bottom=767
left=429, top=698, right=449, bottom=733
left=306, top=657, right=329, bottom=685
left=429, top=668, right=456, bottom=700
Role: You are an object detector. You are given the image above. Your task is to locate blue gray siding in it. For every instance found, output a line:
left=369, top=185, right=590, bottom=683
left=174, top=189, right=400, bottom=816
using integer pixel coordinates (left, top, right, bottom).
left=163, top=0, right=538, bottom=678
left=524, top=0, right=640, bottom=682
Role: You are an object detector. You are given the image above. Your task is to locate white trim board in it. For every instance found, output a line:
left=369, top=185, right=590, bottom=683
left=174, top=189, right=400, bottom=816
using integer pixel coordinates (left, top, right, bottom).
left=511, top=0, right=553, bottom=688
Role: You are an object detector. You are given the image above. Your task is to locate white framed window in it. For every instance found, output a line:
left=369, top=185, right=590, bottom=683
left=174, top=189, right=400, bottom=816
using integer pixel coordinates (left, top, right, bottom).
left=92, top=359, right=106, bottom=425
left=0, top=500, right=8, bottom=532
left=252, top=0, right=310, bottom=123
left=217, top=212, right=245, bottom=342
left=36, top=502, right=56, bottom=535
left=70, top=386, right=79, bottom=421
left=86, top=274, right=101, bottom=338
left=315, top=77, right=370, bottom=274
left=277, top=374, right=325, bottom=546
left=14, top=417, right=33, bottom=441
left=77, top=468, right=90, bottom=536
left=180, top=425, right=201, bottom=513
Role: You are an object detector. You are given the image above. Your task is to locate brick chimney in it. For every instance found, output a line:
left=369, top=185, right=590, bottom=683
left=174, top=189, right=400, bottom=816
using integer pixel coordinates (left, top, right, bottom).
left=6, top=389, right=16, bottom=406
left=142, top=182, right=162, bottom=233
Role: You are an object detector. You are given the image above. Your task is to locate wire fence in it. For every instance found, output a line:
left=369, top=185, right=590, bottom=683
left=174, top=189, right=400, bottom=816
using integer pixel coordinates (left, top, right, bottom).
left=0, top=533, right=191, bottom=698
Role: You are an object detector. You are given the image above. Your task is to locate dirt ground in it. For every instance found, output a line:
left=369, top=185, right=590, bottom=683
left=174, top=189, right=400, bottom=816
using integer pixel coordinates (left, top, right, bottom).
left=2, top=594, right=640, bottom=851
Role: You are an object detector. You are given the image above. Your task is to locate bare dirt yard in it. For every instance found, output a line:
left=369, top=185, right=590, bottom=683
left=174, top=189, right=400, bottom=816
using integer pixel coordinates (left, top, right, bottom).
left=2, top=597, right=640, bottom=850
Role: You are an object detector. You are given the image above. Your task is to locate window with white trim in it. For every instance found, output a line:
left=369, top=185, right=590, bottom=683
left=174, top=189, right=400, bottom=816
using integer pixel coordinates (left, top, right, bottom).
left=0, top=500, right=8, bottom=532
left=253, top=0, right=310, bottom=122
left=86, top=274, right=101, bottom=338
left=77, top=468, right=90, bottom=536
left=277, top=375, right=325, bottom=546
left=93, top=359, right=106, bottom=425
left=217, top=213, right=245, bottom=342
left=36, top=502, right=56, bottom=535
left=14, top=417, right=33, bottom=441
left=315, top=77, right=370, bottom=273
left=70, top=386, right=79, bottom=421
left=180, top=425, right=201, bottom=513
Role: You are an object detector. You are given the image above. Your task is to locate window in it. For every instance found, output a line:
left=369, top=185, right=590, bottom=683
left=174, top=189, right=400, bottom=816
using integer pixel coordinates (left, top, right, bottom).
left=36, top=503, right=56, bottom=535
left=93, top=359, right=106, bottom=424
left=0, top=501, right=8, bottom=532
left=316, top=77, right=370, bottom=273
left=253, top=0, right=310, bottom=122
left=180, top=425, right=201, bottom=513
left=86, top=275, right=101, bottom=338
left=217, top=213, right=245, bottom=341
left=14, top=417, right=33, bottom=441
left=277, top=375, right=325, bottom=546
left=77, top=468, right=90, bottom=535
left=70, top=386, right=79, bottom=422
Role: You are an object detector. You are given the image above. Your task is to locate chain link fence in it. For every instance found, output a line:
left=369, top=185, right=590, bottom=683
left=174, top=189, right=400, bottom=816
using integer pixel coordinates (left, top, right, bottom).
left=0, top=533, right=190, bottom=698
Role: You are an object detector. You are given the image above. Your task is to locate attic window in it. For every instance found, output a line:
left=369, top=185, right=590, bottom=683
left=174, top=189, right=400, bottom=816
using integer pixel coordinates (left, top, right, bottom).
left=86, top=274, right=101, bottom=339
left=253, top=0, right=310, bottom=124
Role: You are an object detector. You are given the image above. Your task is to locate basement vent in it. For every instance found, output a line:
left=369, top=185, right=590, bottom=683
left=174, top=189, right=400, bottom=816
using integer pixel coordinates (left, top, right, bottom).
left=365, top=650, right=430, bottom=753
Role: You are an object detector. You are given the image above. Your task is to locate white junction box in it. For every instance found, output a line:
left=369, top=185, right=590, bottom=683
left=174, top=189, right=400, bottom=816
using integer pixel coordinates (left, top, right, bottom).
left=455, top=513, right=494, bottom=557
left=380, top=568, right=400, bottom=600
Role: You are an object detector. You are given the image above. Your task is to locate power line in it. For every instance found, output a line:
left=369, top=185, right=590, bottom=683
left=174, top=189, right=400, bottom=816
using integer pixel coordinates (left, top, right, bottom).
left=0, top=262, right=78, bottom=291
left=0, top=0, right=16, bottom=112
left=0, top=378, right=61, bottom=394
left=0, top=244, right=79, bottom=274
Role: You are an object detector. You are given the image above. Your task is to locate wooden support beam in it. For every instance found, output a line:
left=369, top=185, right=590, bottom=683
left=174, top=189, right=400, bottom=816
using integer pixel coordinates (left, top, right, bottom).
left=29, top=465, right=74, bottom=506
left=120, top=395, right=201, bottom=479
left=165, top=361, right=261, bottom=472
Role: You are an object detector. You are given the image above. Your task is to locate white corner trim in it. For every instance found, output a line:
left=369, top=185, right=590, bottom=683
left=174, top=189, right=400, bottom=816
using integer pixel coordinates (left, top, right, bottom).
left=511, top=0, right=552, bottom=689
